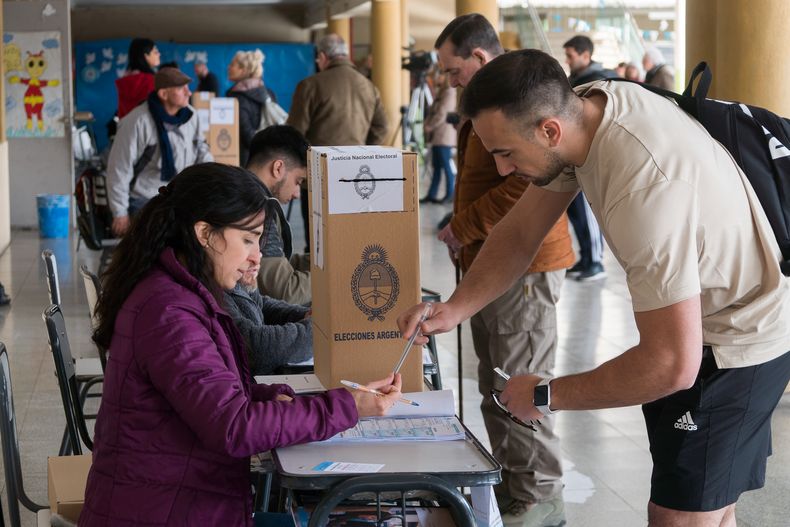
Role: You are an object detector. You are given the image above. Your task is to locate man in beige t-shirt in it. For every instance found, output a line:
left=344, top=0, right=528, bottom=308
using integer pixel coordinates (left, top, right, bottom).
left=397, top=49, right=790, bottom=526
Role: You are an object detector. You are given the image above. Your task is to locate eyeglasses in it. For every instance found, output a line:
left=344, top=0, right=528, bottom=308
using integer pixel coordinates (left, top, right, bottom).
left=490, top=389, right=540, bottom=431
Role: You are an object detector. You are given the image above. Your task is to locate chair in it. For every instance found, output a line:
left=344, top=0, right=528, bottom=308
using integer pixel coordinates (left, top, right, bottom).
left=41, top=251, right=103, bottom=379
left=79, top=264, right=107, bottom=371
left=41, top=249, right=61, bottom=307
left=0, top=343, right=52, bottom=527
left=43, top=304, right=99, bottom=455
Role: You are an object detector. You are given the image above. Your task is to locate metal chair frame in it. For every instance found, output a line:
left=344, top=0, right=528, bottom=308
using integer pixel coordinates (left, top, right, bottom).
left=0, top=343, right=49, bottom=527
left=43, top=305, right=98, bottom=454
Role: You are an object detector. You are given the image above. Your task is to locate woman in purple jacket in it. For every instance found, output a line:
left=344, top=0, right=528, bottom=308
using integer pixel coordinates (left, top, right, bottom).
left=80, top=163, right=402, bottom=526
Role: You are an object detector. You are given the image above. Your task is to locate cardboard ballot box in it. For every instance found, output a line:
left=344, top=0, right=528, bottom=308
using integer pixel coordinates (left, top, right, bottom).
left=208, top=97, right=240, bottom=166
left=48, top=454, right=92, bottom=523
left=190, top=91, right=214, bottom=143
left=308, top=146, right=423, bottom=393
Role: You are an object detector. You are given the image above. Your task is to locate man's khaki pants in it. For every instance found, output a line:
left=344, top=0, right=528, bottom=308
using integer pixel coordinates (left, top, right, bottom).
left=470, top=270, right=565, bottom=504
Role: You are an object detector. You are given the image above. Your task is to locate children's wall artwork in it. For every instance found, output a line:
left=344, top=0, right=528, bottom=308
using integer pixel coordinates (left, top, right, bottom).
left=4, top=31, right=65, bottom=138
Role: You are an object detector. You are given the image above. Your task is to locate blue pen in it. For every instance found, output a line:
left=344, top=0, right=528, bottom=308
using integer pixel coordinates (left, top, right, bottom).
left=340, top=379, right=420, bottom=407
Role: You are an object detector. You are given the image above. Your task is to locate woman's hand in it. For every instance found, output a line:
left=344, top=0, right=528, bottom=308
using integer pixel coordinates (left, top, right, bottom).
left=275, top=394, right=293, bottom=402
left=352, top=373, right=403, bottom=418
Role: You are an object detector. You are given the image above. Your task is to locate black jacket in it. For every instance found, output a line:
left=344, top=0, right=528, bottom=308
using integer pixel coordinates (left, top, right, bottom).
left=568, top=61, right=617, bottom=88
left=223, top=285, right=311, bottom=376
left=226, top=86, right=277, bottom=166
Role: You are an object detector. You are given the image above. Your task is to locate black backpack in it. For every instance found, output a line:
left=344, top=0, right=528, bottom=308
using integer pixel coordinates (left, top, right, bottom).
left=74, top=144, right=156, bottom=251
left=622, top=62, right=790, bottom=276
left=75, top=166, right=113, bottom=251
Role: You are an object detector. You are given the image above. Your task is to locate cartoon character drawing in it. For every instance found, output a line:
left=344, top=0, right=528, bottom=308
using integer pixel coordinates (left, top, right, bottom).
left=9, top=51, right=60, bottom=131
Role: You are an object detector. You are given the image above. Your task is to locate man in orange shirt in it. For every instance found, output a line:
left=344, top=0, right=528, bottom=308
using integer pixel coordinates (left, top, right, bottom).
left=434, top=14, right=574, bottom=526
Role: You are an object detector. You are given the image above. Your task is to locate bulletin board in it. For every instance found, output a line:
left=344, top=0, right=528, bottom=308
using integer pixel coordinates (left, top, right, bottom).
left=74, top=39, right=315, bottom=151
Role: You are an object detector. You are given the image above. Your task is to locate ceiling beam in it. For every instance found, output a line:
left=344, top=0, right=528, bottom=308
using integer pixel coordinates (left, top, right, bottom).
left=303, top=0, right=370, bottom=28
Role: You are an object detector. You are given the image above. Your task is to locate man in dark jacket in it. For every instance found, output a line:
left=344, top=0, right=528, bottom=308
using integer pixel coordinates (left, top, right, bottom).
left=562, top=35, right=614, bottom=281
left=194, top=60, right=219, bottom=96
left=225, top=260, right=312, bottom=376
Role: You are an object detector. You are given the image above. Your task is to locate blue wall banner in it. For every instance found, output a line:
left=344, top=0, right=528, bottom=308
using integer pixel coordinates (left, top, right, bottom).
left=74, top=39, right=315, bottom=151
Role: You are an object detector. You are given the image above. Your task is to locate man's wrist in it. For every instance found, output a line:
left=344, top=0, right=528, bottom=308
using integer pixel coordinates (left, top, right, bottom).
left=534, top=377, right=557, bottom=416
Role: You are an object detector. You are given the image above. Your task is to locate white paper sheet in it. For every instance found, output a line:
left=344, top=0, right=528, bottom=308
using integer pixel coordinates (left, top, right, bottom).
left=209, top=97, right=235, bottom=124
left=309, top=148, right=324, bottom=269
left=197, top=109, right=209, bottom=132
left=471, top=486, right=504, bottom=527
left=253, top=374, right=326, bottom=394
left=323, top=146, right=404, bottom=214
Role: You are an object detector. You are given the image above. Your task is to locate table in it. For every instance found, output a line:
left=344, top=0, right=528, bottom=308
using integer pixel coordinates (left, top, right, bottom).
left=273, top=422, right=501, bottom=527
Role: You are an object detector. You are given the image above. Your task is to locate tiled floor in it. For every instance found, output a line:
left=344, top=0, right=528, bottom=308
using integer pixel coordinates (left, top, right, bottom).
left=0, top=199, right=787, bottom=526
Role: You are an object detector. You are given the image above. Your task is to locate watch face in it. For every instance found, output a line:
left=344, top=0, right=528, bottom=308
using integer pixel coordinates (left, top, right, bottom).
left=534, top=385, right=549, bottom=407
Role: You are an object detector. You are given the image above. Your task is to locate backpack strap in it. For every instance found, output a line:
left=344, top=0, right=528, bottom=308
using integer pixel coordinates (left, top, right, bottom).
left=607, top=61, right=713, bottom=119
left=130, top=143, right=157, bottom=191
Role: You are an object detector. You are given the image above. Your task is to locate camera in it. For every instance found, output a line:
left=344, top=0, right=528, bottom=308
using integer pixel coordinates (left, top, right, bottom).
left=402, top=50, right=436, bottom=73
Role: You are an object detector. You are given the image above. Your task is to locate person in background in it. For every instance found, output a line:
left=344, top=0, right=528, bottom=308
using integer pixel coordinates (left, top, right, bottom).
left=116, top=38, right=160, bottom=119
left=226, top=49, right=278, bottom=167
left=107, top=67, right=212, bottom=237
left=225, top=249, right=312, bottom=376
left=421, top=71, right=457, bottom=204
left=625, top=62, right=642, bottom=81
left=81, top=163, right=402, bottom=527
left=562, top=35, right=613, bottom=281
left=246, top=125, right=311, bottom=306
left=288, top=33, right=389, bottom=251
left=615, top=61, right=627, bottom=78
left=643, top=45, right=675, bottom=90
left=194, top=60, right=219, bottom=96
left=433, top=14, right=574, bottom=526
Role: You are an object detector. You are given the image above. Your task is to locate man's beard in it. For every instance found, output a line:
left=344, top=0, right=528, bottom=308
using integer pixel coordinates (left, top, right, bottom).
left=516, top=149, right=568, bottom=187
left=269, top=177, right=287, bottom=203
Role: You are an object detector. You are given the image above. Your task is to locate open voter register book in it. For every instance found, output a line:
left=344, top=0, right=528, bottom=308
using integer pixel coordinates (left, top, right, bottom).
left=254, top=374, right=463, bottom=443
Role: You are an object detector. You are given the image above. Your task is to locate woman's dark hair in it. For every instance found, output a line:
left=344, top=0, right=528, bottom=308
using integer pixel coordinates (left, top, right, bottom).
left=93, top=163, right=269, bottom=349
left=127, top=38, right=157, bottom=74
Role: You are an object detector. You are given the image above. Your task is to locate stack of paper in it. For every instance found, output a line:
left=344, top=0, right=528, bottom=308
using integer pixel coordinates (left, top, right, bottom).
left=324, top=390, right=463, bottom=442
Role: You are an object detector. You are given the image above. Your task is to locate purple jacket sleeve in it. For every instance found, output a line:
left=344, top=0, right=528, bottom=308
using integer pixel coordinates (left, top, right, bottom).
left=133, top=304, right=358, bottom=457
left=252, top=383, right=296, bottom=401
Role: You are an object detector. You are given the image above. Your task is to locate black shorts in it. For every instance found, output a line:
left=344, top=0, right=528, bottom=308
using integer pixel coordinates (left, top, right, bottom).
left=642, top=347, right=790, bottom=512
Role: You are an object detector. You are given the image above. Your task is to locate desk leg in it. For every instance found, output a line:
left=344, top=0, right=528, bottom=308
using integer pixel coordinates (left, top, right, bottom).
left=307, top=474, right=476, bottom=527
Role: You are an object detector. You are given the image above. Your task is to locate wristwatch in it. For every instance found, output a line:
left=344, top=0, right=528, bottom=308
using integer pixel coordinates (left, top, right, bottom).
left=533, top=378, right=556, bottom=416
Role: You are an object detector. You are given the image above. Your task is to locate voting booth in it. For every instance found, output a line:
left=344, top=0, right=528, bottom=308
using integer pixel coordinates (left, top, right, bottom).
left=308, top=147, right=423, bottom=393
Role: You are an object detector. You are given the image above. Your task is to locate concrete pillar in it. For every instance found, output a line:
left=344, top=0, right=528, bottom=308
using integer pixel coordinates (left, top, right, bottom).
left=456, top=0, right=498, bottom=29
left=372, top=0, right=401, bottom=146
left=499, top=30, right=520, bottom=51
left=401, top=0, right=410, bottom=109
left=327, top=17, right=351, bottom=51
left=715, top=0, right=790, bottom=115
left=685, top=0, right=717, bottom=97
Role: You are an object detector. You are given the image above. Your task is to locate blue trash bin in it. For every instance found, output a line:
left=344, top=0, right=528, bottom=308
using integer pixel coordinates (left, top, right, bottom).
left=36, top=194, right=70, bottom=238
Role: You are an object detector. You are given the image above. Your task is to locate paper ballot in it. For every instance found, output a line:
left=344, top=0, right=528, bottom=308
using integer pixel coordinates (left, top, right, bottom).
left=324, top=390, right=463, bottom=443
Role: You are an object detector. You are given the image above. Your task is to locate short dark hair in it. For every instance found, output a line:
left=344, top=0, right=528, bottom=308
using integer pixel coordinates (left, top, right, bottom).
left=246, top=125, right=309, bottom=170
left=434, top=13, right=503, bottom=58
left=460, top=49, right=577, bottom=131
left=563, top=35, right=594, bottom=56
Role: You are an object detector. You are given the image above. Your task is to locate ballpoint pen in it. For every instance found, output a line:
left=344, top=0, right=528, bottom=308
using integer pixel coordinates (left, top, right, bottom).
left=340, top=379, right=420, bottom=406
left=393, top=302, right=433, bottom=375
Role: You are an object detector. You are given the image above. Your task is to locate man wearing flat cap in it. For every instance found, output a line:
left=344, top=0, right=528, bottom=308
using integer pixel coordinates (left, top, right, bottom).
left=107, top=66, right=212, bottom=236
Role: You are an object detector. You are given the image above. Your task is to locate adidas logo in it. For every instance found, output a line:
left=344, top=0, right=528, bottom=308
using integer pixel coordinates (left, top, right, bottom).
left=674, top=411, right=698, bottom=431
